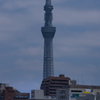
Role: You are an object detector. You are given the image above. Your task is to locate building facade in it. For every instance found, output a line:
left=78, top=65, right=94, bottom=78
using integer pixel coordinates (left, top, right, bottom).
left=56, top=85, right=100, bottom=100
left=0, top=83, right=6, bottom=94
left=0, top=86, right=30, bottom=100
left=31, top=90, right=44, bottom=99
left=40, top=74, right=70, bottom=96
left=30, top=89, right=56, bottom=100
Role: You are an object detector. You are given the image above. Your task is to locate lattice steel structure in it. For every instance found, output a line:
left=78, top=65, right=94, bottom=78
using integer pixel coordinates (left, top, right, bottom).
left=41, top=0, right=56, bottom=79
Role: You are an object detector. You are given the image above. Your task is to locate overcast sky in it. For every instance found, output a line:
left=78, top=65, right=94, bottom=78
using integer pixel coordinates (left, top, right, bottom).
left=0, top=0, right=100, bottom=93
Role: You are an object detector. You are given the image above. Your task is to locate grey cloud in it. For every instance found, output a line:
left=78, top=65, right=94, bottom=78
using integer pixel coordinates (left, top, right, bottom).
left=0, top=0, right=100, bottom=92
left=54, top=9, right=100, bottom=25
left=55, top=61, right=100, bottom=85
left=54, top=31, right=100, bottom=57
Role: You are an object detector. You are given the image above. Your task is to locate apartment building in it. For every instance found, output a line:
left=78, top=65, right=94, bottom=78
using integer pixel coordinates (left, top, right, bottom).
left=40, top=74, right=70, bottom=96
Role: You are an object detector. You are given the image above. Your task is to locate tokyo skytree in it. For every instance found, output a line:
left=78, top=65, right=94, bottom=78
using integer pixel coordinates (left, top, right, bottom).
left=41, top=0, right=56, bottom=79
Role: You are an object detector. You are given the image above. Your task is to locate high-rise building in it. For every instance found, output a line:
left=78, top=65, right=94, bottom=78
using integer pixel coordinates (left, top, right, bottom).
left=41, top=0, right=56, bottom=79
left=40, top=74, right=71, bottom=96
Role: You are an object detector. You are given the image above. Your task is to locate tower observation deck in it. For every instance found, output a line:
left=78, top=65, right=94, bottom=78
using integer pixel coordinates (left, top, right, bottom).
left=41, top=0, right=56, bottom=79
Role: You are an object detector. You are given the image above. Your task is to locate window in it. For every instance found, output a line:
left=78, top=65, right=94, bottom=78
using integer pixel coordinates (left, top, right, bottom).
left=60, top=90, right=65, bottom=94
left=71, top=90, right=82, bottom=92
left=60, top=96, right=65, bottom=100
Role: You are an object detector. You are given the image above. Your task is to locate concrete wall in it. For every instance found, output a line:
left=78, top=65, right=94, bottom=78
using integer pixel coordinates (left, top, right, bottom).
left=0, top=84, right=6, bottom=93
left=56, top=88, right=100, bottom=100
left=56, top=89, right=69, bottom=100
left=93, top=89, right=100, bottom=93
left=76, top=95, right=94, bottom=100
left=96, top=94, right=100, bottom=100
left=31, top=90, right=44, bottom=99
left=27, top=99, right=56, bottom=100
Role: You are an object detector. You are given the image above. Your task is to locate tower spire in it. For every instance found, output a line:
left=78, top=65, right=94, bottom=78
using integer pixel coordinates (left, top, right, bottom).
left=41, top=0, right=56, bottom=79
left=46, top=0, right=51, bottom=5
left=44, top=0, right=53, bottom=27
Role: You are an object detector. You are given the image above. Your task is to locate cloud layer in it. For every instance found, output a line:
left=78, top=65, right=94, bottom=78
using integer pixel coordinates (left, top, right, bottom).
left=0, top=0, right=100, bottom=93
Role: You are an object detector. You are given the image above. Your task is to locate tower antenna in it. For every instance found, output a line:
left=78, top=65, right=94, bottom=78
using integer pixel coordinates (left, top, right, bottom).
left=46, top=0, right=51, bottom=5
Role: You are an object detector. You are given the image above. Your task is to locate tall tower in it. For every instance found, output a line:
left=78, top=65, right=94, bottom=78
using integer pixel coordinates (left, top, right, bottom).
left=41, top=0, right=56, bottom=79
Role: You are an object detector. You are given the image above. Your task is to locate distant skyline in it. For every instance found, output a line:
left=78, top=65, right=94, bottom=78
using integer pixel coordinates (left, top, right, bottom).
left=0, top=0, right=100, bottom=93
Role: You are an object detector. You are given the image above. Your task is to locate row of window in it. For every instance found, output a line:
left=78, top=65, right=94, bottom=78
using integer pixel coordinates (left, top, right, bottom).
left=51, top=83, right=68, bottom=85
left=50, top=92, right=56, bottom=94
left=60, top=90, right=65, bottom=94
left=50, top=86, right=62, bottom=88
left=14, top=95, right=29, bottom=98
left=51, top=80, right=69, bottom=82
left=59, top=96, right=67, bottom=100
left=71, top=90, right=82, bottom=92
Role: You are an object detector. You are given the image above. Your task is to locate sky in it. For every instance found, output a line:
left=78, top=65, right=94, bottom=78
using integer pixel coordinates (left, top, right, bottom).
left=0, top=0, right=100, bottom=93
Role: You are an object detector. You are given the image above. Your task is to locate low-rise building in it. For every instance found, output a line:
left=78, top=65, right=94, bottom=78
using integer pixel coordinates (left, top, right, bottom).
left=0, top=85, right=30, bottom=100
left=31, top=90, right=44, bottom=99
left=29, top=90, right=56, bottom=100
left=56, top=85, right=100, bottom=100
left=28, top=99, right=56, bottom=100
left=3, top=86, right=30, bottom=100
left=0, top=83, right=7, bottom=93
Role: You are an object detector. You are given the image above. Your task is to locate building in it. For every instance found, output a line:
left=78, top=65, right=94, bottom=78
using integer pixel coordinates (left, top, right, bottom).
left=0, top=85, right=30, bottom=100
left=40, top=74, right=71, bottom=96
left=0, top=83, right=6, bottom=93
left=76, top=95, right=95, bottom=100
left=28, top=99, right=56, bottom=100
left=28, top=98, right=56, bottom=100
left=29, top=89, right=56, bottom=100
left=56, top=85, right=100, bottom=100
left=41, top=0, right=56, bottom=79
left=96, top=94, right=100, bottom=100
left=31, top=90, right=44, bottom=99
